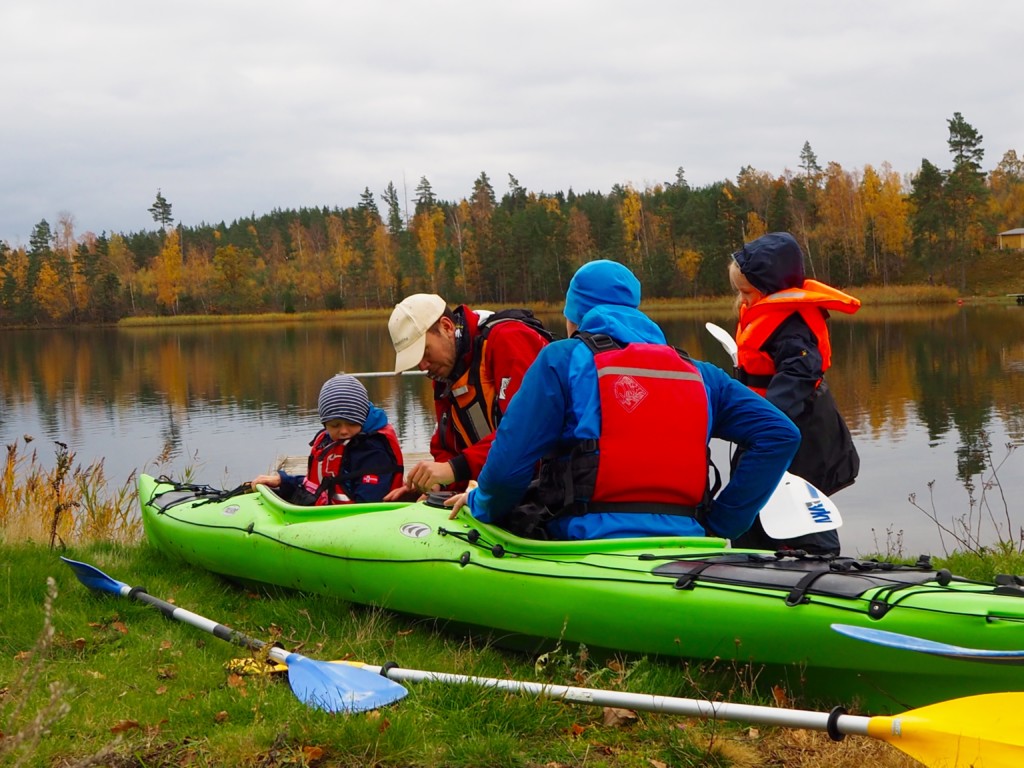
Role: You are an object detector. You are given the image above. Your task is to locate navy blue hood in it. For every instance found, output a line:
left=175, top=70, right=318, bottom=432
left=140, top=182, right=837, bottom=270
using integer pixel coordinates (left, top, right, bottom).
left=733, top=232, right=805, bottom=295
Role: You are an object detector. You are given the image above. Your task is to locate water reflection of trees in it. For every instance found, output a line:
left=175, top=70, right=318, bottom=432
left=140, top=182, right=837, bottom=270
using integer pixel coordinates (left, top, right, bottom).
left=4, top=307, right=1024, bottom=490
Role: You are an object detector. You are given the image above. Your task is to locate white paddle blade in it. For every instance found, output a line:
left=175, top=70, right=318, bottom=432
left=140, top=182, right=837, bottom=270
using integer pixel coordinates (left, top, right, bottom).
left=758, top=473, right=842, bottom=539
left=704, top=322, right=738, bottom=366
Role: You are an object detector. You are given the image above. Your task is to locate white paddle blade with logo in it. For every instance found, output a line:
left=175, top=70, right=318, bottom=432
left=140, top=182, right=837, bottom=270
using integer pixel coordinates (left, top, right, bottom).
left=758, top=474, right=842, bottom=539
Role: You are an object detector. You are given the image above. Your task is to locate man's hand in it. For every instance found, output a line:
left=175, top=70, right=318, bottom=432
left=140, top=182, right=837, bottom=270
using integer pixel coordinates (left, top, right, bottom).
left=404, top=460, right=456, bottom=494
left=445, top=492, right=469, bottom=519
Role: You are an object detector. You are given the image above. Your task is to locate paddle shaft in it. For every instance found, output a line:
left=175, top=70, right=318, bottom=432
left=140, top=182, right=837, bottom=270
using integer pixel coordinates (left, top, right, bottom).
left=346, top=370, right=427, bottom=379
left=119, top=584, right=290, bottom=666
left=363, top=664, right=870, bottom=737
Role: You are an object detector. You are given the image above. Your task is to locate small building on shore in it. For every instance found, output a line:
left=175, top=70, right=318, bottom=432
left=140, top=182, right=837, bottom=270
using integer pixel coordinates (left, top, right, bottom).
left=998, top=228, right=1024, bottom=250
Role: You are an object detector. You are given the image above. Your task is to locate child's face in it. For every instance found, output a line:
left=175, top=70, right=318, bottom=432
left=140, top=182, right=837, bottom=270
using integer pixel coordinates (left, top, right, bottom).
left=729, top=262, right=762, bottom=308
left=324, top=418, right=362, bottom=442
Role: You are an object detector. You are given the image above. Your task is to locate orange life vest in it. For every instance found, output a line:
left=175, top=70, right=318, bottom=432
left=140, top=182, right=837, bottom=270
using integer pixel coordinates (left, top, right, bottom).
left=442, top=309, right=553, bottom=448
left=735, top=280, right=860, bottom=397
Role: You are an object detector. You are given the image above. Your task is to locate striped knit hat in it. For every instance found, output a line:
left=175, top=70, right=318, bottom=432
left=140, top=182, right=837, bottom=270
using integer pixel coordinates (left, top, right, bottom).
left=317, top=374, right=370, bottom=425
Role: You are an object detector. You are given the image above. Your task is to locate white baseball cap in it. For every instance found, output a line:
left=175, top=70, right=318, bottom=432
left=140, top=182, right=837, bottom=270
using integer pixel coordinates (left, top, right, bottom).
left=389, top=294, right=447, bottom=372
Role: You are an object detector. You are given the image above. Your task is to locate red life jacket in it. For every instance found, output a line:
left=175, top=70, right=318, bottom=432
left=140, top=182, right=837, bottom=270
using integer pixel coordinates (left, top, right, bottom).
left=302, top=424, right=404, bottom=505
left=736, top=279, right=860, bottom=396
left=574, top=333, right=711, bottom=514
left=439, top=308, right=553, bottom=450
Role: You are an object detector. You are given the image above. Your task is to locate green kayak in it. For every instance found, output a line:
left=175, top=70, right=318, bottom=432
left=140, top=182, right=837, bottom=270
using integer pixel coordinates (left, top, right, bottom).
left=138, top=473, right=1024, bottom=714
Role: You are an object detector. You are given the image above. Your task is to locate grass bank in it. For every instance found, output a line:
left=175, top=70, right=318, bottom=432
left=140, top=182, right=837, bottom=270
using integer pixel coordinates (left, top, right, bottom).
left=110, top=284, right=962, bottom=331
left=2, top=541, right=925, bottom=768
left=5, top=442, right=1022, bottom=766
left=0, top=446, right=939, bottom=767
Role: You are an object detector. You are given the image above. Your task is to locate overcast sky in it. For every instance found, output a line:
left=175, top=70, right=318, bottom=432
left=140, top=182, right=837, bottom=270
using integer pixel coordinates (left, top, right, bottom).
left=2, top=1, right=1022, bottom=246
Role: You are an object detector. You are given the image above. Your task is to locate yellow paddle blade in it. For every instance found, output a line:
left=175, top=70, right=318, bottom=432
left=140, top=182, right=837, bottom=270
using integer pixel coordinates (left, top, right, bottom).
left=867, top=692, right=1024, bottom=768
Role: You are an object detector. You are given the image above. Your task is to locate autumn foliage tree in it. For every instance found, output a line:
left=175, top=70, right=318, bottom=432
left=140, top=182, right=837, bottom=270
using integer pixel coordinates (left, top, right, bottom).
left=1, top=113, right=1021, bottom=326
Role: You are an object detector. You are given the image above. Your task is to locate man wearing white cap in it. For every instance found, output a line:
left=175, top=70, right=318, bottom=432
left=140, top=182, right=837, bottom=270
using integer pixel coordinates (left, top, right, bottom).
left=384, top=294, right=551, bottom=499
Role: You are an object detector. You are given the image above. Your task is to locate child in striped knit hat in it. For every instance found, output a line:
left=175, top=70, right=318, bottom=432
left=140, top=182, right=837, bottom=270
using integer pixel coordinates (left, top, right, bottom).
left=252, top=374, right=405, bottom=505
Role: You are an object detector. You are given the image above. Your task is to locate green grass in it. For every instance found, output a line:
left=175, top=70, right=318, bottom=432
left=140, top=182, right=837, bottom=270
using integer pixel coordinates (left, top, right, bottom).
left=1, top=541, right=925, bottom=767
left=4, top=437, right=1016, bottom=766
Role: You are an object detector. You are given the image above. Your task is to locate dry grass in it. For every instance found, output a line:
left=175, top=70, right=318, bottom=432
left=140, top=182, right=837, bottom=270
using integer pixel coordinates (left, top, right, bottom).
left=0, top=437, right=141, bottom=546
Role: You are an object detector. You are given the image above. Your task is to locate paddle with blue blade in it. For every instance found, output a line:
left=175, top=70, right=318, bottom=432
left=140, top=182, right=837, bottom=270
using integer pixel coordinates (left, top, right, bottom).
left=832, top=623, right=1024, bottom=663
left=60, top=557, right=408, bottom=713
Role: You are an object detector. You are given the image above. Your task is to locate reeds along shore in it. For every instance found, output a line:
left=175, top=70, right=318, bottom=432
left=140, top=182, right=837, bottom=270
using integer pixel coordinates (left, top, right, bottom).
left=1, top=438, right=140, bottom=546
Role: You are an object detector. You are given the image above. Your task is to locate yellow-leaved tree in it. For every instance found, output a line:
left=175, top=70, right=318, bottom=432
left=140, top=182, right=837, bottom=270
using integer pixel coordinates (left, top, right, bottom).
left=153, top=228, right=184, bottom=314
left=412, top=206, right=445, bottom=292
left=106, top=234, right=138, bottom=314
left=619, top=185, right=646, bottom=273
left=33, top=262, right=73, bottom=321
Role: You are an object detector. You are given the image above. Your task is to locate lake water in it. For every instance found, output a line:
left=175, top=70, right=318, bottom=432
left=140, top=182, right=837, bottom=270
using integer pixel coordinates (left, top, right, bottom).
left=3, top=305, right=1023, bottom=558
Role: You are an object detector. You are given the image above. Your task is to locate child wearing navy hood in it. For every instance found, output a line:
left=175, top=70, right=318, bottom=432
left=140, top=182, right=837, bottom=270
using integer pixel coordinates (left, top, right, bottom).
left=252, top=374, right=404, bottom=504
left=728, top=232, right=860, bottom=555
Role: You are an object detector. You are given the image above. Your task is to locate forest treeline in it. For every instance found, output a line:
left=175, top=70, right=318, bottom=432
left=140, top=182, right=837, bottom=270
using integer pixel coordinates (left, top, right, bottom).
left=1, top=112, right=1022, bottom=325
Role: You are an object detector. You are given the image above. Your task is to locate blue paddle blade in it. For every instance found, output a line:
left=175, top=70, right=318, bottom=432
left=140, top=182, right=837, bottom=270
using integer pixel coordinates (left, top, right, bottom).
left=283, top=653, right=408, bottom=713
left=832, top=623, right=1024, bottom=663
left=60, top=556, right=129, bottom=595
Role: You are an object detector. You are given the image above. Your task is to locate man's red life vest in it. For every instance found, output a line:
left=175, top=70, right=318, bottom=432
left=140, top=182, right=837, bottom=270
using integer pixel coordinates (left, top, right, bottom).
left=735, top=279, right=860, bottom=397
left=440, top=309, right=552, bottom=450
left=302, top=424, right=404, bottom=505
left=576, top=334, right=711, bottom=514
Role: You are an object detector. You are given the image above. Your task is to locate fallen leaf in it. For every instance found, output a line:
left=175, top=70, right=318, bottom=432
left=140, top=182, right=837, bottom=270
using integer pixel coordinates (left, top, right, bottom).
left=155, top=686, right=168, bottom=696
left=214, top=711, right=229, bottom=723
left=112, top=621, right=128, bottom=635
left=110, top=719, right=141, bottom=734
left=649, top=760, right=668, bottom=768
left=377, top=718, right=391, bottom=734
left=156, top=666, right=177, bottom=680
left=771, top=685, right=789, bottom=707
left=747, top=727, right=760, bottom=740
left=160, top=640, right=173, bottom=651
left=227, top=673, right=246, bottom=687
left=73, top=637, right=87, bottom=651
left=602, top=707, right=638, bottom=728
left=14, top=651, right=32, bottom=662
left=303, top=745, right=324, bottom=761
left=569, top=723, right=586, bottom=737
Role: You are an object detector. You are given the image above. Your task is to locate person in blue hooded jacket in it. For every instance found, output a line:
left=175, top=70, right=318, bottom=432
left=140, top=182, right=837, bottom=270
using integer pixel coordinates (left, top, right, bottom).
left=446, top=259, right=800, bottom=541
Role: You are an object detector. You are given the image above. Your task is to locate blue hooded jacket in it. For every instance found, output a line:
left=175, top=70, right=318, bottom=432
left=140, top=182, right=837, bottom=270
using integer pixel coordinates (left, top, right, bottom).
left=467, top=261, right=799, bottom=540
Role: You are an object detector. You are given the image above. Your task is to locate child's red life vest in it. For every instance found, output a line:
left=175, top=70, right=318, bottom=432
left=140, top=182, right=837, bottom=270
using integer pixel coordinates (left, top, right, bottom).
left=302, top=424, right=404, bottom=505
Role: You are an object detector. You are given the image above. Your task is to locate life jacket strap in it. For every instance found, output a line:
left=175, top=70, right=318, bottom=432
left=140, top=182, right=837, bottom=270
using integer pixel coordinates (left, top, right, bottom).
left=579, top=501, right=704, bottom=518
left=737, top=369, right=773, bottom=389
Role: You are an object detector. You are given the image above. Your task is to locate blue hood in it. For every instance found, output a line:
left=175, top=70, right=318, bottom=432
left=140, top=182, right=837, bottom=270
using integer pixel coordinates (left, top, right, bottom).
left=577, top=304, right=666, bottom=344
left=733, top=232, right=805, bottom=295
left=362, top=404, right=389, bottom=434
